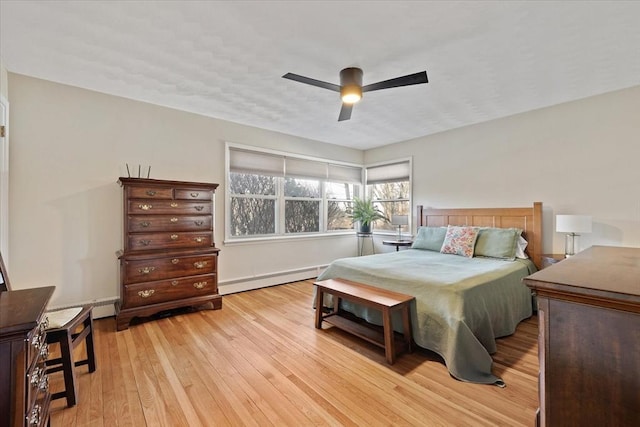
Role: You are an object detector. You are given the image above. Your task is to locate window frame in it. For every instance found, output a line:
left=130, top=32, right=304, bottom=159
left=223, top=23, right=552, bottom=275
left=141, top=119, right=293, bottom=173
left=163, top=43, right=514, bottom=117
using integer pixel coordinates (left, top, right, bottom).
left=225, top=143, right=363, bottom=242
left=364, top=157, right=413, bottom=236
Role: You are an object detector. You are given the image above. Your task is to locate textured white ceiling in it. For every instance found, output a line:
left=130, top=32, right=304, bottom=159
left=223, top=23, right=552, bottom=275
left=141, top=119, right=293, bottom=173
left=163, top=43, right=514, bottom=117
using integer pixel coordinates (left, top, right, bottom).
left=1, top=1, right=640, bottom=150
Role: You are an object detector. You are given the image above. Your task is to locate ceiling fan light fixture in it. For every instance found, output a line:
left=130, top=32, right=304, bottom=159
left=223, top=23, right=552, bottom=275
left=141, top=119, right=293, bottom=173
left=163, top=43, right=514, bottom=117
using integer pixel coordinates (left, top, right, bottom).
left=340, top=67, right=364, bottom=104
left=282, top=66, right=428, bottom=121
left=341, top=85, right=362, bottom=104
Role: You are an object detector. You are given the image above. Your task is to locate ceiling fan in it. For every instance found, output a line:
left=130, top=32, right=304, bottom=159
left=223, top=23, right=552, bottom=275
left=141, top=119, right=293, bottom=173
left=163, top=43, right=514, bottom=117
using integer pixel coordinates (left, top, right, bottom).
left=282, top=67, right=428, bottom=121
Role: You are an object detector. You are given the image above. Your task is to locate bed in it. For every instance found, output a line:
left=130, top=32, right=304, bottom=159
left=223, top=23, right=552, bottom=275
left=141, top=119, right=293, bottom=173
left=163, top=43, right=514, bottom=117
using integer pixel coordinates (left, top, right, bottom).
left=316, top=202, right=543, bottom=386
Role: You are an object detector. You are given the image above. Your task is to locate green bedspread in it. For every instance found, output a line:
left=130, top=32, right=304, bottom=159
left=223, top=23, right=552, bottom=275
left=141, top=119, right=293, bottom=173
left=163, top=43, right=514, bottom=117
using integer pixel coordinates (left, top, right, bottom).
left=316, top=249, right=536, bottom=385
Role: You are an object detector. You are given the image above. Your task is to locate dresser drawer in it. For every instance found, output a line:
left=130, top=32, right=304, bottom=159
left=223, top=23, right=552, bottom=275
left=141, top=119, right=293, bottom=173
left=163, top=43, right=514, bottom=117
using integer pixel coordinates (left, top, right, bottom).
left=123, top=254, right=217, bottom=284
left=128, top=231, right=212, bottom=251
left=128, top=215, right=212, bottom=232
left=128, top=200, right=212, bottom=215
left=127, top=186, right=173, bottom=199
left=175, top=189, right=213, bottom=201
left=123, top=273, right=217, bottom=308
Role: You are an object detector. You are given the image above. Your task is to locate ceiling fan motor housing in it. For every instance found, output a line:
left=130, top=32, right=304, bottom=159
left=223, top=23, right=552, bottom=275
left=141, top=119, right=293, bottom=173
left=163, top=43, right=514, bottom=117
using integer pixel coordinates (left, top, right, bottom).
left=340, top=67, right=363, bottom=103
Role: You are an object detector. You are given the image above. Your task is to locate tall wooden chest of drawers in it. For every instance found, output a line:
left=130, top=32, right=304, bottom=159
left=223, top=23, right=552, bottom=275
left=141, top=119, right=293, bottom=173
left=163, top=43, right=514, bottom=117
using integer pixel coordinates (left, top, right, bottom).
left=0, top=286, right=55, bottom=427
left=116, top=178, right=221, bottom=331
left=524, top=246, right=640, bottom=426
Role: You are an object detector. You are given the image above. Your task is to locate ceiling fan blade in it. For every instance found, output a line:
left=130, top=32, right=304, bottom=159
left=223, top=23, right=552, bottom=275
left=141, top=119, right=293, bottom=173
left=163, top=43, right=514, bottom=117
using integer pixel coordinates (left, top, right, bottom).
left=362, top=71, right=428, bottom=93
left=338, top=103, right=353, bottom=121
left=282, top=73, right=341, bottom=92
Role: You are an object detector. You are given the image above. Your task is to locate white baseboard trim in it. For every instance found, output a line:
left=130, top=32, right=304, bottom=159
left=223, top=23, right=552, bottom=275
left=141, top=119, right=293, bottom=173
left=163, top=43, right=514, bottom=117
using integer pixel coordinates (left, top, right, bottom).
left=48, top=296, right=119, bottom=320
left=52, top=264, right=330, bottom=320
left=218, top=264, right=327, bottom=295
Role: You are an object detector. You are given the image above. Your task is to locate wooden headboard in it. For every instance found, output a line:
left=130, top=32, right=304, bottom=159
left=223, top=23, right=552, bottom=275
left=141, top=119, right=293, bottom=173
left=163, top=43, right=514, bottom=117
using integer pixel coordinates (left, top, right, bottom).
left=417, top=202, right=543, bottom=270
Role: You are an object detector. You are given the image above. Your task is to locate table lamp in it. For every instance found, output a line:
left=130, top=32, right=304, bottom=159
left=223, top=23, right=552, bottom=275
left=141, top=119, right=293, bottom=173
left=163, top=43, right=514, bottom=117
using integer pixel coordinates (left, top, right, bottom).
left=391, top=215, right=409, bottom=241
left=556, top=214, right=592, bottom=257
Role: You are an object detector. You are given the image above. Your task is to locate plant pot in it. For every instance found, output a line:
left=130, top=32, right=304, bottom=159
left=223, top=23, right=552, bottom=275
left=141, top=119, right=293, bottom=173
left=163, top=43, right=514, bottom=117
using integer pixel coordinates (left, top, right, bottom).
left=359, top=223, right=371, bottom=233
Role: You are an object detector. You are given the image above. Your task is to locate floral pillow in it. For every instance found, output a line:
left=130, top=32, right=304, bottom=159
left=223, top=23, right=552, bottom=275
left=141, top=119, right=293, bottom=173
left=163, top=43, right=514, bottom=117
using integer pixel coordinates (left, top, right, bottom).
left=440, top=225, right=479, bottom=258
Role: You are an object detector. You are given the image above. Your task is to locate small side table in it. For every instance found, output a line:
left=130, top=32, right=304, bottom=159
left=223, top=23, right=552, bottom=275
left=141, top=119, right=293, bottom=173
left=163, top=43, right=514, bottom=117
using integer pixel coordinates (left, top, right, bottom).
left=383, top=240, right=413, bottom=252
left=541, top=253, right=565, bottom=269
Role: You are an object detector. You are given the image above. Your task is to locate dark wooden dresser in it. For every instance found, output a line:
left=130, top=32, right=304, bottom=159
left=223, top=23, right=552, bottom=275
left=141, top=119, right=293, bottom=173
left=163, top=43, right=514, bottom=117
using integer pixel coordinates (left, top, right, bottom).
left=523, top=246, right=640, bottom=426
left=1, top=286, right=55, bottom=427
left=116, top=178, right=221, bottom=331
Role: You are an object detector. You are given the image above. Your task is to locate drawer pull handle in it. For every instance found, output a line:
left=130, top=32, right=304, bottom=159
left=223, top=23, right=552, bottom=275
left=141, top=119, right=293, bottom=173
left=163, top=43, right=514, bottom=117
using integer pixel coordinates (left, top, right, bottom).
left=40, top=317, right=49, bottom=331
left=170, top=217, right=179, bottom=223
left=194, top=237, right=205, bottom=243
left=39, top=375, right=49, bottom=392
left=171, top=280, right=179, bottom=286
left=138, top=290, right=155, bottom=298
left=171, top=258, right=179, bottom=264
left=138, top=204, right=152, bottom=210
left=146, top=190, right=156, bottom=196
left=171, top=202, right=179, bottom=208
left=190, top=192, right=199, bottom=198
left=139, top=240, right=151, bottom=246
left=31, top=333, right=41, bottom=348
left=194, top=220, right=204, bottom=226
left=29, top=367, right=42, bottom=387
left=170, top=234, right=179, bottom=240
left=27, top=404, right=42, bottom=426
left=138, top=266, right=155, bottom=274
left=194, top=261, right=208, bottom=269
left=193, top=281, right=207, bottom=289
left=140, top=221, right=151, bottom=228
left=194, top=205, right=204, bottom=211
left=39, top=344, right=49, bottom=359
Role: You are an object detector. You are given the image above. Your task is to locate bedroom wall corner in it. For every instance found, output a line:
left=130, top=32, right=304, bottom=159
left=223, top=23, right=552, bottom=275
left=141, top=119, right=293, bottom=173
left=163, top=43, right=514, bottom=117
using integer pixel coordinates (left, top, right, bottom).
left=365, top=85, right=640, bottom=254
left=7, top=73, right=363, bottom=317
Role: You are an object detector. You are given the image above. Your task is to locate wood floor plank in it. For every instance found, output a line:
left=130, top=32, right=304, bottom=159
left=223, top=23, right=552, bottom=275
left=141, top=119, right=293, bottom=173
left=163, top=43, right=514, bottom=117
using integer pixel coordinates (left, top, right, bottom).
left=50, top=279, right=539, bottom=426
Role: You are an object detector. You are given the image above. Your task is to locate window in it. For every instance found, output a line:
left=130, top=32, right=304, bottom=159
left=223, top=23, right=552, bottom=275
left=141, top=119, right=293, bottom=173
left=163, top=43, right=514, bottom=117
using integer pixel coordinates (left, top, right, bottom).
left=365, top=159, right=412, bottom=233
left=227, top=145, right=362, bottom=239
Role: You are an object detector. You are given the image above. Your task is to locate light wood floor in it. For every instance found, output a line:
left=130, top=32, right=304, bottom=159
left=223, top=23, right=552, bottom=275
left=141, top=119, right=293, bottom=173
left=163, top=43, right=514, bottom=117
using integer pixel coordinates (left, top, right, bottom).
left=49, top=279, right=539, bottom=426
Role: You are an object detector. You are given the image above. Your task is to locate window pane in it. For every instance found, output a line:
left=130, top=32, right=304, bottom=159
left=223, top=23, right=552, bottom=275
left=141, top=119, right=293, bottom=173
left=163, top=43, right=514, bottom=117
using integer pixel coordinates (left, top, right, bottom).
left=369, top=181, right=410, bottom=200
left=327, top=201, right=353, bottom=231
left=230, top=197, right=276, bottom=236
left=326, top=182, right=356, bottom=200
left=230, top=173, right=276, bottom=195
left=373, top=200, right=410, bottom=231
left=284, top=177, right=320, bottom=198
left=285, top=200, right=320, bottom=233
left=368, top=180, right=411, bottom=232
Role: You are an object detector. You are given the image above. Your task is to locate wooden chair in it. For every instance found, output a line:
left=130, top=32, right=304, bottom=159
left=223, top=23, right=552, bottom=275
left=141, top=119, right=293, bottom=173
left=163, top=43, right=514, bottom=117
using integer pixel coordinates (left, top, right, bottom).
left=0, top=252, right=96, bottom=407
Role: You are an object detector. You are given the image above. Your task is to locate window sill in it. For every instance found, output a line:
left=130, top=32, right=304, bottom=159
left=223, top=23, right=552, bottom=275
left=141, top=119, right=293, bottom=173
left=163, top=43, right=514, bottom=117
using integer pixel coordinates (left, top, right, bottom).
left=222, top=230, right=405, bottom=246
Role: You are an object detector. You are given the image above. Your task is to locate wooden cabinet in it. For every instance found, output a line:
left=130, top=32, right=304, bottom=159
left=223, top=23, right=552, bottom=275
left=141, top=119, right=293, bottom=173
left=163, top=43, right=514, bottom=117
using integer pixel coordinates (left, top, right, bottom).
left=523, top=246, right=640, bottom=426
left=0, top=286, right=55, bottom=427
left=116, top=178, right=221, bottom=331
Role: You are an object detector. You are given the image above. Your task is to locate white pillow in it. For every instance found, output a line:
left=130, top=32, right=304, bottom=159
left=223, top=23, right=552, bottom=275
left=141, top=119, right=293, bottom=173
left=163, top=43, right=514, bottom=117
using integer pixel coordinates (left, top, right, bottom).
left=515, top=235, right=529, bottom=259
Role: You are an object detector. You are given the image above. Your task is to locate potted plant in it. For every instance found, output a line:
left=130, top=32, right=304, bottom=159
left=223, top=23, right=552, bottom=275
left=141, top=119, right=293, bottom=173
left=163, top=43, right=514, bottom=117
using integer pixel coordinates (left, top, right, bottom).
left=349, top=197, right=388, bottom=233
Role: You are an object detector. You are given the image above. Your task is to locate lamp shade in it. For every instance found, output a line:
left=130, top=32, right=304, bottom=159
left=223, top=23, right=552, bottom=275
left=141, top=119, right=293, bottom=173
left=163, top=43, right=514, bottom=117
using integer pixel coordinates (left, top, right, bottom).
left=556, top=215, right=592, bottom=233
left=391, top=215, right=409, bottom=226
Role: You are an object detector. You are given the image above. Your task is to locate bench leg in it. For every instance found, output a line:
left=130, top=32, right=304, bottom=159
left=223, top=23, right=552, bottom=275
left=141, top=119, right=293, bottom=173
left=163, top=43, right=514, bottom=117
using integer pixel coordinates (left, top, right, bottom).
left=382, top=307, right=395, bottom=364
left=314, top=287, right=324, bottom=329
left=401, top=304, right=413, bottom=353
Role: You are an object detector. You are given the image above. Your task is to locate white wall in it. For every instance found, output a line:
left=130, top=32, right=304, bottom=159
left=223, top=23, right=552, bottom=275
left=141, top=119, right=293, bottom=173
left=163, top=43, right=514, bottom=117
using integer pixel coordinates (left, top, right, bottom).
left=8, top=72, right=640, bottom=314
left=0, top=62, right=7, bottom=99
left=0, top=61, right=9, bottom=261
left=7, top=73, right=362, bottom=312
left=366, top=85, right=640, bottom=254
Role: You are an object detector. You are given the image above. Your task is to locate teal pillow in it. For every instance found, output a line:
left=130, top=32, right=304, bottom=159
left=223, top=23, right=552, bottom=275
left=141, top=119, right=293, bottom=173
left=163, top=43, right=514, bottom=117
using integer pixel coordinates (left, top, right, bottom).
left=474, top=227, right=521, bottom=260
left=411, top=226, right=447, bottom=251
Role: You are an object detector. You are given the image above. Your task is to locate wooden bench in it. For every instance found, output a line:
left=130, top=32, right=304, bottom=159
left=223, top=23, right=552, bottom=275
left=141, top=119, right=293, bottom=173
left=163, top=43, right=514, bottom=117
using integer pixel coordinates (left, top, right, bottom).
left=314, top=278, right=415, bottom=364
